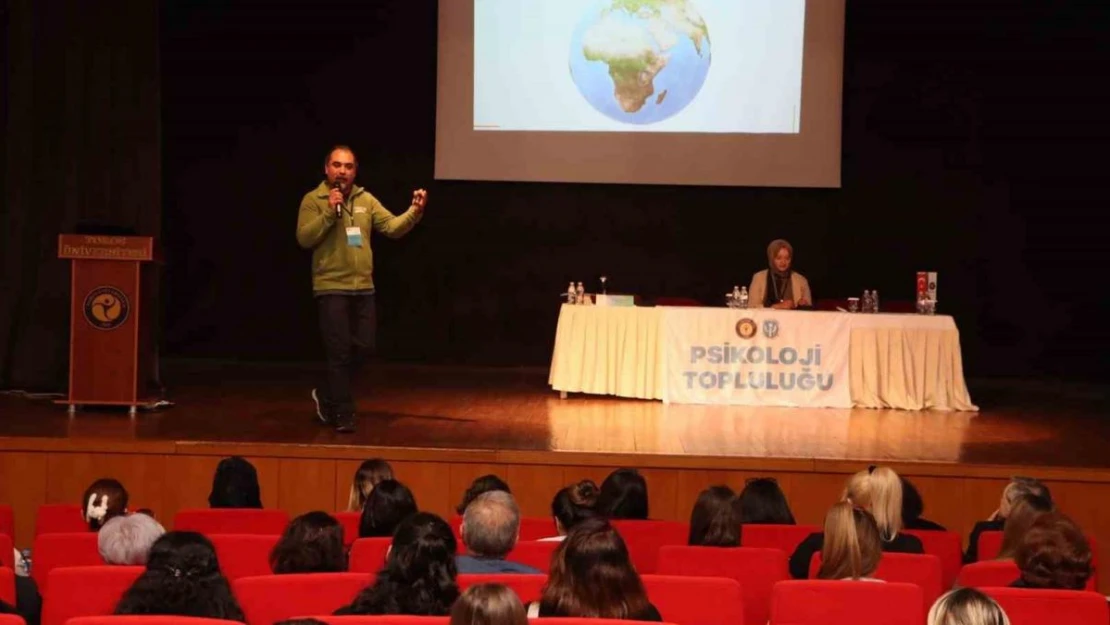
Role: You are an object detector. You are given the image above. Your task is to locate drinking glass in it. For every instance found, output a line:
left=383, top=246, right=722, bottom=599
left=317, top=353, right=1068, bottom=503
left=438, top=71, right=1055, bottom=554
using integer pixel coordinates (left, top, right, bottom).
left=847, top=297, right=860, bottom=313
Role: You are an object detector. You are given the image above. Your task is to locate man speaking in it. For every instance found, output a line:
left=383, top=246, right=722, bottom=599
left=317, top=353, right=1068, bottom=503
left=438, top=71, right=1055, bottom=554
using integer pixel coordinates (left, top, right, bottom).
left=296, top=145, right=427, bottom=433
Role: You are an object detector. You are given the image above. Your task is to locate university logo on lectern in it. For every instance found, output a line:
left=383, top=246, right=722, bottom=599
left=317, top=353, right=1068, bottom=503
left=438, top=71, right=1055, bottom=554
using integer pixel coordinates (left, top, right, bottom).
left=762, top=319, right=780, bottom=339
left=84, top=286, right=130, bottom=330
left=735, top=318, right=757, bottom=339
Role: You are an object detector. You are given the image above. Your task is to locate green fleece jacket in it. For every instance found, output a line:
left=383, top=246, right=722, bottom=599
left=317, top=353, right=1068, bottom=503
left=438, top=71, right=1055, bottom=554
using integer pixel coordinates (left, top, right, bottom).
left=296, top=181, right=423, bottom=293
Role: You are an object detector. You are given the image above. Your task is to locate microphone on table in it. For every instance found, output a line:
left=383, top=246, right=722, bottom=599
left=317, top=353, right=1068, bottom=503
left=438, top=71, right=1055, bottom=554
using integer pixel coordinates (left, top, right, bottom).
left=332, top=180, right=343, bottom=218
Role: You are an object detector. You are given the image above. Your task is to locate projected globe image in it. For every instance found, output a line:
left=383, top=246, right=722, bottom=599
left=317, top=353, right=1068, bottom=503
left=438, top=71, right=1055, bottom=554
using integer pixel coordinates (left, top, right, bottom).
left=570, top=0, right=712, bottom=125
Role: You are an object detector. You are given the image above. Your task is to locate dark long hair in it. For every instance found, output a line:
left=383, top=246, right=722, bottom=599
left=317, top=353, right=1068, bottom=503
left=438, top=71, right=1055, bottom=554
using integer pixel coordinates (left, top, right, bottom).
left=270, top=511, right=346, bottom=574
left=540, top=517, right=653, bottom=619
left=737, top=478, right=796, bottom=525
left=551, top=480, right=600, bottom=534
left=456, top=475, right=510, bottom=515
left=208, top=456, right=262, bottom=508
left=336, top=512, right=459, bottom=616
left=114, top=531, right=245, bottom=621
left=688, top=486, right=742, bottom=547
left=596, top=469, right=648, bottom=520
left=360, top=480, right=418, bottom=538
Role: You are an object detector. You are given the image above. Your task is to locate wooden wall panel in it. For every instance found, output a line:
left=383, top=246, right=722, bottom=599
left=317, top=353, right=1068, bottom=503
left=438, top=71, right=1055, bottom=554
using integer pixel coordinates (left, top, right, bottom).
left=395, top=461, right=453, bottom=519
left=0, top=452, right=48, bottom=547
left=505, top=464, right=570, bottom=518
left=277, top=459, right=337, bottom=517
left=45, top=453, right=169, bottom=522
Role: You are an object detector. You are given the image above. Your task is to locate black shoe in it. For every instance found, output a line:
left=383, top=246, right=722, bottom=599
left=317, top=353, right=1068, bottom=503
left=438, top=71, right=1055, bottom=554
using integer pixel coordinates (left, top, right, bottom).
left=311, top=388, right=334, bottom=425
left=335, top=413, right=356, bottom=434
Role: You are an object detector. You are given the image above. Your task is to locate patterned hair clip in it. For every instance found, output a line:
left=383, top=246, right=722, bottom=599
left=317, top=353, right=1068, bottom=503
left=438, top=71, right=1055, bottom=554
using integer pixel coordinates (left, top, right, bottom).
left=86, top=493, right=109, bottom=521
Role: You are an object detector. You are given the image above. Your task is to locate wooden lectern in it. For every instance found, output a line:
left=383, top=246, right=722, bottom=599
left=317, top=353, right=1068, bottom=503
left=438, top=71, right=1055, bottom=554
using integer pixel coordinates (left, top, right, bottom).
left=57, top=234, right=155, bottom=415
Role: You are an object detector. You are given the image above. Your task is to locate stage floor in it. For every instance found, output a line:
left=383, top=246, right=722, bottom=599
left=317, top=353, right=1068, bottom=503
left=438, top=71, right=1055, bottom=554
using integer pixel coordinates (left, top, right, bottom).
left=1, top=360, right=1108, bottom=470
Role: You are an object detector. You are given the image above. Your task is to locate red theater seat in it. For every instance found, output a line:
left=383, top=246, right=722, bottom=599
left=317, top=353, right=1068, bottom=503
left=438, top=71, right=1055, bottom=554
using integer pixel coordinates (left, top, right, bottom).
left=35, top=504, right=88, bottom=536
left=0, top=505, right=14, bottom=539
left=0, top=616, right=23, bottom=625
left=506, top=540, right=559, bottom=572
left=808, top=552, right=943, bottom=616
left=31, top=532, right=103, bottom=591
left=68, top=618, right=242, bottom=625
left=770, top=580, right=923, bottom=625
left=658, top=545, right=789, bottom=625
left=208, top=534, right=279, bottom=580
left=981, top=587, right=1109, bottom=625
left=335, top=512, right=361, bottom=547
left=41, top=566, right=144, bottom=625
left=348, top=538, right=392, bottom=574
left=610, top=520, right=688, bottom=574
left=741, top=524, right=821, bottom=555
left=641, top=575, right=744, bottom=625
left=957, top=560, right=1097, bottom=592
left=0, top=566, right=15, bottom=606
left=457, top=574, right=547, bottom=604
left=232, top=573, right=372, bottom=625
left=0, top=534, right=13, bottom=569
left=450, top=516, right=556, bottom=542
left=173, top=509, right=289, bottom=536
left=903, top=530, right=963, bottom=589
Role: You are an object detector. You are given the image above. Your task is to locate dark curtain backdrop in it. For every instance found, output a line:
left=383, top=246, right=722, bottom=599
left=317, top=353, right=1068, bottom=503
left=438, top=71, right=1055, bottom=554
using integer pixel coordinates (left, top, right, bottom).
left=1, top=0, right=161, bottom=390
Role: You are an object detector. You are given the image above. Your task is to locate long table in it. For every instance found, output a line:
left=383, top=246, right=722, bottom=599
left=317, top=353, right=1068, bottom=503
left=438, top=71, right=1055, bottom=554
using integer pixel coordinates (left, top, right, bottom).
left=549, top=305, right=978, bottom=411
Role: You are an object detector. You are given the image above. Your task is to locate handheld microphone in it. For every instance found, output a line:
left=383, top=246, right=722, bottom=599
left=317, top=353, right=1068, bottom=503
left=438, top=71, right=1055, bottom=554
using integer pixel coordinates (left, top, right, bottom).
left=332, top=181, right=343, bottom=217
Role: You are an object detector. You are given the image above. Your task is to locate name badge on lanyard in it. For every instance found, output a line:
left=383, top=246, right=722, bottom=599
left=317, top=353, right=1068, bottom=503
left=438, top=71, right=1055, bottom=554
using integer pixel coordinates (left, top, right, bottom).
left=346, top=226, right=363, bottom=248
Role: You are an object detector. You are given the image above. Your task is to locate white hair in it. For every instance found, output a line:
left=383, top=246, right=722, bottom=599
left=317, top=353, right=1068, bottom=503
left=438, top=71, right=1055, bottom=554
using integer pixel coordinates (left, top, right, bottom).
left=98, top=513, right=165, bottom=565
left=462, top=490, right=521, bottom=558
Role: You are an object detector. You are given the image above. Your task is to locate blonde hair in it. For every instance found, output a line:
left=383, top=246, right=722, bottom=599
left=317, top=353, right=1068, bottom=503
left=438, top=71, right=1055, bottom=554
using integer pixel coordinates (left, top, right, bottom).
left=450, top=583, right=527, bottom=625
left=346, top=459, right=395, bottom=511
left=842, top=466, right=903, bottom=541
left=818, top=501, right=882, bottom=580
left=928, top=588, right=1011, bottom=625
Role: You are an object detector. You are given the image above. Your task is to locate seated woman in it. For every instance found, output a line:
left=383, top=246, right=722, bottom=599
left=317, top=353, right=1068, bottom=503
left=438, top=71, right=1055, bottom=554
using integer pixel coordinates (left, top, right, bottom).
left=928, top=588, right=1011, bottom=625
left=360, top=480, right=418, bottom=538
left=451, top=584, right=527, bottom=625
left=335, top=512, right=459, bottom=615
left=270, top=511, right=347, bottom=574
left=737, top=477, right=796, bottom=525
left=527, top=517, right=661, bottom=621
left=996, top=493, right=1053, bottom=560
left=83, top=478, right=130, bottom=531
left=596, top=468, right=649, bottom=520
left=347, top=458, right=395, bottom=512
left=748, top=239, right=812, bottom=310
left=541, top=479, right=599, bottom=542
left=815, top=502, right=883, bottom=581
left=99, top=513, right=166, bottom=565
left=208, top=456, right=263, bottom=508
left=790, top=465, right=923, bottom=579
left=1012, top=512, right=1092, bottom=590
left=114, top=531, right=245, bottom=621
left=688, top=486, right=742, bottom=547
left=965, top=476, right=1052, bottom=563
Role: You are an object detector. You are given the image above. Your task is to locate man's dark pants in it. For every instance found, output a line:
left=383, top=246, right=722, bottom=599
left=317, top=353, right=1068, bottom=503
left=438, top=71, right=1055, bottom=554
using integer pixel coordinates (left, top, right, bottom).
left=317, top=293, right=376, bottom=416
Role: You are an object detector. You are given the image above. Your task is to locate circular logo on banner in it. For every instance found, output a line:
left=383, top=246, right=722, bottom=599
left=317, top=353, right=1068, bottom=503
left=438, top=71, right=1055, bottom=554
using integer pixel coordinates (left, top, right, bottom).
left=762, top=319, right=780, bottom=339
left=735, top=318, right=757, bottom=339
left=83, top=286, right=130, bottom=331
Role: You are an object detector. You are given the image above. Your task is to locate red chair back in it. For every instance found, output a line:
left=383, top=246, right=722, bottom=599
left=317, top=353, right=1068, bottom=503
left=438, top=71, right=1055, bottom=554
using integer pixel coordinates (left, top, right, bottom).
left=0, top=616, right=23, bottom=625
left=450, top=516, right=556, bottom=542
left=957, top=560, right=1098, bottom=592
left=232, top=573, right=371, bottom=625
left=348, top=538, right=392, bottom=574
left=981, top=587, right=1110, bottom=625
left=35, top=504, right=88, bottom=536
left=173, top=509, right=289, bottom=535
left=657, top=546, right=785, bottom=625
left=977, top=531, right=1100, bottom=587
left=208, top=534, right=279, bottom=580
left=0, top=505, right=13, bottom=539
left=68, top=618, right=244, bottom=625
left=41, top=566, right=144, bottom=625
left=610, top=520, right=688, bottom=574
left=807, top=552, right=943, bottom=617
left=641, top=575, right=744, bottom=625
left=506, top=540, right=559, bottom=572
left=741, top=524, right=821, bottom=554
left=902, top=530, right=963, bottom=589
left=0, top=535, right=13, bottom=569
left=336, top=512, right=361, bottom=547
left=31, top=532, right=103, bottom=591
left=0, top=566, right=15, bottom=605
left=769, top=580, right=923, bottom=625
left=457, top=574, right=547, bottom=604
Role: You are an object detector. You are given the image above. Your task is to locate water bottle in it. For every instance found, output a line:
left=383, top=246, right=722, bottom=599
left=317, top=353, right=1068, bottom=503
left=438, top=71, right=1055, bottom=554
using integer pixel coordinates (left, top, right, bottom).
left=575, top=282, right=585, bottom=304
left=731, top=286, right=741, bottom=308
left=862, top=290, right=872, bottom=313
left=567, top=282, right=577, bottom=305
left=872, top=290, right=880, bottom=313
left=739, top=286, right=749, bottom=309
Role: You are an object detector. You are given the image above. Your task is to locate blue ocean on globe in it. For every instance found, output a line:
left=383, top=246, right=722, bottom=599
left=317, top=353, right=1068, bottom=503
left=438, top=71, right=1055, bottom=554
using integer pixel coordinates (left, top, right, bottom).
left=569, top=1, right=712, bottom=126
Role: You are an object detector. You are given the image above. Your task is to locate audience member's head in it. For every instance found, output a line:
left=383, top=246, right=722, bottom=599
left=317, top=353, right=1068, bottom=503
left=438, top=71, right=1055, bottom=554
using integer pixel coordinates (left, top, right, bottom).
left=900, top=476, right=927, bottom=524
left=348, top=458, right=395, bottom=512
left=1015, top=512, right=1092, bottom=590
left=596, top=468, right=649, bottom=520
left=99, top=513, right=166, bottom=565
left=541, top=517, right=653, bottom=619
left=360, top=479, right=418, bottom=538
left=450, top=583, right=528, bottom=625
left=817, top=501, right=882, bottom=581
left=82, top=478, right=129, bottom=531
left=208, top=456, right=262, bottom=508
left=688, top=486, right=742, bottom=547
left=456, top=475, right=511, bottom=516
left=843, top=465, right=903, bottom=540
left=462, top=491, right=521, bottom=559
left=276, top=620, right=328, bottom=625
left=338, top=512, right=459, bottom=616
left=114, top=531, right=244, bottom=620
left=551, top=480, right=599, bottom=536
left=999, top=477, right=1052, bottom=519
left=998, top=494, right=1054, bottom=559
left=928, top=588, right=1011, bottom=625
left=737, top=477, right=796, bottom=525
left=270, top=511, right=346, bottom=574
